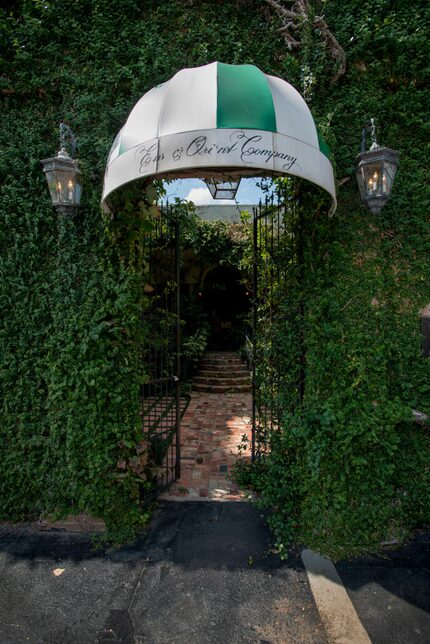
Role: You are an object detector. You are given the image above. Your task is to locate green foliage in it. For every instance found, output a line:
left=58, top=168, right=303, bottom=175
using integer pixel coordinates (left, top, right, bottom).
left=239, top=181, right=430, bottom=560
left=242, top=161, right=429, bottom=558
left=0, top=0, right=285, bottom=538
left=182, top=326, right=210, bottom=374
left=231, top=0, right=430, bottom=559
left=178, top=206, right=252, bottom=357
left=180, top=210, right=249, bottom=268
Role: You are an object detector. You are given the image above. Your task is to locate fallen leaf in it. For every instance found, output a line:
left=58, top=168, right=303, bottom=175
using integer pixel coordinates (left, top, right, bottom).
left=53, top=568, right=65, bottom=577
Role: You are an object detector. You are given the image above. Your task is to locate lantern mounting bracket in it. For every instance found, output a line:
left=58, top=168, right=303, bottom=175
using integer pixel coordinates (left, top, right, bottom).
left=59, top=122, right=77, bottom=158
left=361, top=117, right=378, bottom=153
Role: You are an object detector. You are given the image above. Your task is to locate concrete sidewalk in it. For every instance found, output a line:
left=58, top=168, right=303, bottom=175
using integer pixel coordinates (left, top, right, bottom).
left=0, top=503, right=429, bottom=643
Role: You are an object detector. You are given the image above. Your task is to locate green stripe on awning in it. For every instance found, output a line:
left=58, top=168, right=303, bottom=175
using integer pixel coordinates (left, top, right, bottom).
left=216, top=63, right=277, bottom=132
left=317, top=130, right=331, bottom=159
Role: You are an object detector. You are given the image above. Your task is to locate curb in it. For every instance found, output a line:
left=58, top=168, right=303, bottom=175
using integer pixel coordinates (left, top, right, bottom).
left=302, top=548, right=371, bottom=644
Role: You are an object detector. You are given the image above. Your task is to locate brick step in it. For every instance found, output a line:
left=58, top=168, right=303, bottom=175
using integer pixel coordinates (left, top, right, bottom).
left=200, top=360, right=245, bottom=369
left=202, top=351, right=242, bottom=360
left=205, top=351, right=240, bottom=356
left=198, top=365, right=249, bottom=375
left=193, top=375, right=251, bottom=386
left=201, top=353, right=243, bottom=359
left=192, top=383, right=252, bottom=393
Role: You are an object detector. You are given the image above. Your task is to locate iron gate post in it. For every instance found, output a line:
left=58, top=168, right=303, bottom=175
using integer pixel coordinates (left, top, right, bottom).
left=251, top=207, right=258, bottom=463
left=175, top=216, right=181, bottom=480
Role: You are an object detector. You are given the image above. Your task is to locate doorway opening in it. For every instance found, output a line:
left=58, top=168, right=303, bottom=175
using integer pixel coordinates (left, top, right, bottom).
left=201, top=265, right=250, bottom=351
left=139, top=195, right=295, bottom=500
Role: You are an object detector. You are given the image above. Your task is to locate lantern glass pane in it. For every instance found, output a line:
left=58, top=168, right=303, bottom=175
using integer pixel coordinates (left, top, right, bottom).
left=54, top=169, right=76, bottom=205
left=361, top=161, right=385, bottom=198
left=44, top=168, right=62, bottom=205
left=382, top=160, right=397, bottom=193
left=74, top=176, right=83, bottom=206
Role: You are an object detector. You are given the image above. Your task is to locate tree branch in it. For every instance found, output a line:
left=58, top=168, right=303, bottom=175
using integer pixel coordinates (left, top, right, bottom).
left=264, top=0, right=346, bottom=84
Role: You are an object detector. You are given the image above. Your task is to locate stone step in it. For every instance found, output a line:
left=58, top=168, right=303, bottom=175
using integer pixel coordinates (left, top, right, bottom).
left=193, top=375, right=251, bottom=386
left=193, top=351, right=250, bottom=392
left=200, top=360, right=244, bottom=368
left=201, top=352, right=243, bottom=362
left=205, top=351, right=240, bottom=357
left=203, top=354, right=242, bottom=362
left=192, top=383, right=252, bottom=393
left=196, top=375, right=250, bottom=381
left=199, top=365, right=249, bottom=378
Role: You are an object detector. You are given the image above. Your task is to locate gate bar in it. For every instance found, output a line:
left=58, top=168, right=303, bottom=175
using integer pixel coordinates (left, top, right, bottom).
left=175, top=215, right=181, bottom=479
left=251, top=206, right=258, bottom=463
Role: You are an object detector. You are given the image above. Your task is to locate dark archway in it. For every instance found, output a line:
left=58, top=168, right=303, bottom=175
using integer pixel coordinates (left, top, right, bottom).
left=201, top=265, right=250, bottom=350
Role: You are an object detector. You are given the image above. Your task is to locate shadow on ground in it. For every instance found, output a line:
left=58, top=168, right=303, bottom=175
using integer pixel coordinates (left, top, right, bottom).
left=0, top=503, right=324, bottom=644
left=0, top=502, right=303, bottom=570
left=0, top=503, right=429, bottom=643
left=336, top=530, right=430, bottom=644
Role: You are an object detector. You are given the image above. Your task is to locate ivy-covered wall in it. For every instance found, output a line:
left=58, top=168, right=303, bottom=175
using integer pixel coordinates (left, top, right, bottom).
left=1, top=0, right=429, bottom=551
left=239, top=0, right=430, bottom=557
left=0, top=0, right=284, bottom=535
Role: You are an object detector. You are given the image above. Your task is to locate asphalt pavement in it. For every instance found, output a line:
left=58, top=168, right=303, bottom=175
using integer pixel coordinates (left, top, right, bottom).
left=0, top=502, right=429, bottom=643
left=336, top=531, right=430, bottom=644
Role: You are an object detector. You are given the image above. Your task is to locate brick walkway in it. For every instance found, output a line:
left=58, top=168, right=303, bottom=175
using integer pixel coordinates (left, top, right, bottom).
left=161, top=391, right=252, bottom=501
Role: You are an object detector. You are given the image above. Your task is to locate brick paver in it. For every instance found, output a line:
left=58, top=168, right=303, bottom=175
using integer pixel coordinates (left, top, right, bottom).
left=161, top=391, right=252, bottom=501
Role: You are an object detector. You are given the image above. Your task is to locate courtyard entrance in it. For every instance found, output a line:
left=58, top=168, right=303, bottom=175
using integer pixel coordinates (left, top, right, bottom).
left=101, top=62, right=336, bottom=503
left=141, top=194, right=294, bottom=501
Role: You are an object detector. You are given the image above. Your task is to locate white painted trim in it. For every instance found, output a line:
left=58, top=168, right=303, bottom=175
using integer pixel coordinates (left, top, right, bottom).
left=302, top=549, right=372, bottom=644
left=102, top=128, right=336, bottom=213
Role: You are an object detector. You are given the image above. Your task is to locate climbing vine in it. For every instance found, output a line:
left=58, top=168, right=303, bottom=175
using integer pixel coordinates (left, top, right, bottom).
left=236, top=0, right=430, bottom=558
left=0, top=0, right=284, bottom=538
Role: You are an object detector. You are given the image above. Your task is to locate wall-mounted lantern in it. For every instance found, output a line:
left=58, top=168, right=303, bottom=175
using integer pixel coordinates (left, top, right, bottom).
left=41, top=123, right=82, bottom=215
left=355, top=118, right=399, bottom=214
left=204, top=178, right=241, bottom=200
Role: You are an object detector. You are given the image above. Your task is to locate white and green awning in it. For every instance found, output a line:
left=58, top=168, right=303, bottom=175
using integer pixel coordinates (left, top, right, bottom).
left=102, top=62, right=336, bottom=211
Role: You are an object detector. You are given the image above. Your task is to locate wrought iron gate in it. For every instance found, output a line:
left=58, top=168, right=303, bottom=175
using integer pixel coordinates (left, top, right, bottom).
left=141, top=204, right=189, bottom=499
left=251, top=195, right=290, bottom=461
